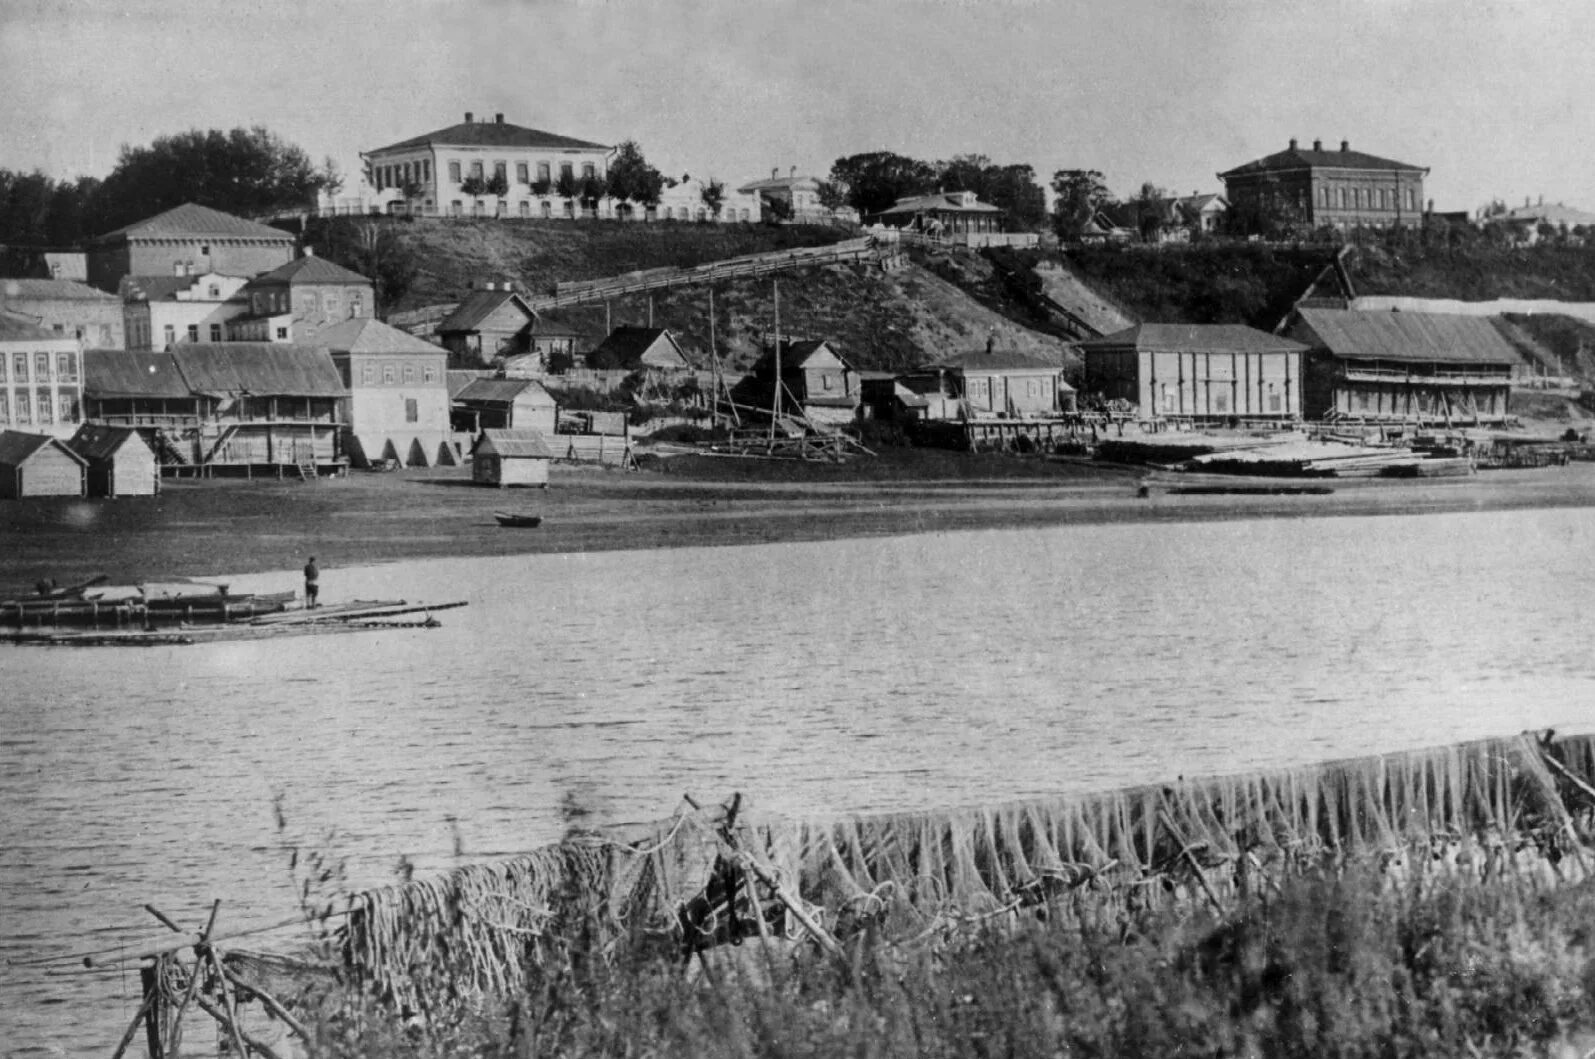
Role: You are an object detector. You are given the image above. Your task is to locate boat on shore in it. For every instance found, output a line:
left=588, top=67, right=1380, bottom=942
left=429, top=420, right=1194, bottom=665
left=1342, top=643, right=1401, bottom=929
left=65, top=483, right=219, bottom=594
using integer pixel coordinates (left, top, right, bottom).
left=493, top=511, right=543, bottom=528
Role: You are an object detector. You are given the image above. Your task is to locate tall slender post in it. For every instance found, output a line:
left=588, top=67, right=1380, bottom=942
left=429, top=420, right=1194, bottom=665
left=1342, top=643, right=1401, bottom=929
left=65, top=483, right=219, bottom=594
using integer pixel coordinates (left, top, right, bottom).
left=769, top=279, right=782, bottom=442
left=709, top=286, right=719, bottom=429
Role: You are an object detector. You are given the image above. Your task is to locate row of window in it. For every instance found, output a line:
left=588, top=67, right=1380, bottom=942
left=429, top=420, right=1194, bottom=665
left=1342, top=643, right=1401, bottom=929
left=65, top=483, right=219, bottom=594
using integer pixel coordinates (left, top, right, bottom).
left=4, top=352, right=80, bottom=385
left=248, top=290, right=365, bottom=317
left=0, top=387, right=80, bottom=427
left=1318, top=185, right=1418, bottom=213
left=373, top=160, right=433, bottom=191
left=433, top=198, right=755, bottom=222
left=373, top=158, right=605, bottom=192
left=358, top=361, right=440, bottom=386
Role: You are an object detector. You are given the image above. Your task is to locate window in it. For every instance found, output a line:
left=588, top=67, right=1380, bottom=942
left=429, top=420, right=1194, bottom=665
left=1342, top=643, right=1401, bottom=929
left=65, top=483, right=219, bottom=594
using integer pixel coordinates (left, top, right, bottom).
left=361, top=363, right=375, bottom=385
left=187, top=325, right=199, bottom=343
left=423, top=364, right=438, bottom=383
left=448, top=161, right=461, bottom=183
left=403, top=363, right=416, bottom=383
left=494, top=162, right=507, bottom=185
left=200, top=244, right=210, bottom=256
left=541, top=201, right=552, bottom=219
left=57, top=352, right=77, bottom=382
left=276, top=327, right=288, bottom=340
left=516, top=163, right=529, bottom=184
left=163, top=326, right=175, bottom=349
left=383, top=363, right=395, bottom=384
left=559, top=162, right=573, bottom=182
left=581, top=162, right=595, bottom=179
left=35, top=388, right=51, bottom=424
left=470, top=161, right=484, bottom=180
left=35, top=352, right=51, bottom=381
left=300, top=291, right=319, bottom=313
left=0, top=392, right=7, bottom=424
left=13, top=353, right=27, bottom=381
left=421, top=160, right=430, bottom=182
left=405, top=398, right=418, bottom=423
left=537, top=162, right=551, bottom=183
left=350, top=294, right=364, bottom=317
left=208, top=284, right=221, bottom=298
left=519, top=200, right=530, bottom=217
left=562, top=200, right=574, bottom=219
left=451, top=200, right=463, bottom=216
left=14, top=390, right=28, bottom=424
left=58, top=393, right=76, bottom=424
left=324, top=292, right=339, bottom=315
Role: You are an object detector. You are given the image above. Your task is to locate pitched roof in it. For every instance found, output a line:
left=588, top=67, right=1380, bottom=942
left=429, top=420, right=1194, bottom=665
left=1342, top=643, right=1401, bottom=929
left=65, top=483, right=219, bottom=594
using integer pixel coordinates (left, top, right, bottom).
left=97, top=203, right=295, bottom=242
left=876, top=192, right=1000, bottom=216
left=477, top=427, right=554, bottom=458
left=1220, top=142, right=1426, bottom=180
left=752, top=338, right=849, bottom=373
left=169, top=344, right=347, bottom=397
left=0, top=430, right=82, bottom=467
left=1500, top=202, right=1595, bottom=227
left=1078, top=324, right=1308, bottom=354
left=1292, top=308, right=1523, bottom=366
left=737, top=173, right=821, bottom=194
left=316, top=318, right=445, bottom=356
left=0, top=311, right=57, bottom=342
left=587, top=326, right=688, bottom=369
left=454, top=377, right=554, bottom=405
left=929, top=350, right=1062, bottom=371
left=68, top=423, right=148, bottom=461
left=369, top=119, right=608, bottom=155
left=83, top=350, right=191, bottom=398
left=438, top=288, right=535, bottom=333
left=245, top=255, right=372, bottom=287
left=447, top=369, right=490, bottom=398
left=0, top=278, right=118, bottom=302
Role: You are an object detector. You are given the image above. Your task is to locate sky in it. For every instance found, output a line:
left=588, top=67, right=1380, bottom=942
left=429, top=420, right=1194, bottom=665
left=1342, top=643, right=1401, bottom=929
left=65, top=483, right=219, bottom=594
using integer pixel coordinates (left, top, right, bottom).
left=2, top=0, right=1593, bottom=215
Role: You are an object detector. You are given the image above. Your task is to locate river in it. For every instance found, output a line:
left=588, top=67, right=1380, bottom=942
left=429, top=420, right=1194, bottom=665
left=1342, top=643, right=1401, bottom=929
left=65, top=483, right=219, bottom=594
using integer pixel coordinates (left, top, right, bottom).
left=3, top=506, right=1594, bottom=1055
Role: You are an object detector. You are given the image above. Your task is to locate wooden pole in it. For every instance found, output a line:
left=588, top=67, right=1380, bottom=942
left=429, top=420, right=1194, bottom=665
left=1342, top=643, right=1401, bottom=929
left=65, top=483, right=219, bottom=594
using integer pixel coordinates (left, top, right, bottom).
left=769, top=279, right=782, bottom=443
left=220, top=965, right=311, bottom=1044
left=110, top=989, right=157, bottom=1059
left=193, top=994, right=285, bottom=1059
left=208, top=949, right=250, bottom=1059
left=161, top=899, right=221, bottom=1059
left=138, top=962, right=163, bottom=1059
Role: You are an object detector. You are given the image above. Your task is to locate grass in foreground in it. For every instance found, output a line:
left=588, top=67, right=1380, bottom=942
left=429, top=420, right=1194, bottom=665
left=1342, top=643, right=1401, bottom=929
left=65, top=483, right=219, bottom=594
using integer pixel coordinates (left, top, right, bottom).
left=306, top=866, right=1595, bottom=1059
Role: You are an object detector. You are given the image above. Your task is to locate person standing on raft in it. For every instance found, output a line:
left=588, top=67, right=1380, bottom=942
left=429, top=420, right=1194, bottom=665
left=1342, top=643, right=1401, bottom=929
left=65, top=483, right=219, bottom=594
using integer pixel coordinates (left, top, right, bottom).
left=303, top=557, right=320, bottom=608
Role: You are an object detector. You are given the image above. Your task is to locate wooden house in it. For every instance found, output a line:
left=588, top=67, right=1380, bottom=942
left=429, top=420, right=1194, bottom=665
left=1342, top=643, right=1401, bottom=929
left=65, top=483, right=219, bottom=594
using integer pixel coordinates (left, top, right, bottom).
left=586, top=326, right=690, bottom=373
left=865, top=190, right=1002, bottom=238
left=68, top=423, right=158, bottom=497
left=754, top=338, right=859, bottom=426
left=437, top=285, right=541, bottom=366
left=0, top=430, right=86, bottom=498
left=1, top=312, right=85, bottom=440
left=450, top=377, right=557, bottom=436
left=473, top=427, right=553, bottom=487
left=1077, top=324, right=1308, bottom=421
left=1285, top=308, right=1520, bottom=424
left=859, top=372, right=961, bottom=422
left=925, top=349, right=1075, bottom=418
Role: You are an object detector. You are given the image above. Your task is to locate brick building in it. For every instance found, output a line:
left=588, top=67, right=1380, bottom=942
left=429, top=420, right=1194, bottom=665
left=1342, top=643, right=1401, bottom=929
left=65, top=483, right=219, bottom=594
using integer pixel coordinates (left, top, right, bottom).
left=1218, top=139, right=1427, bottom=231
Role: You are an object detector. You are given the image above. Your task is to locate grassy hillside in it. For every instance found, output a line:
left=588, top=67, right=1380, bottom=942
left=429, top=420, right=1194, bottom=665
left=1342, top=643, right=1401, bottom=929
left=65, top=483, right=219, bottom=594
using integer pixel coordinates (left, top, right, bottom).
left=1348, top=243, right=1595, bottom=300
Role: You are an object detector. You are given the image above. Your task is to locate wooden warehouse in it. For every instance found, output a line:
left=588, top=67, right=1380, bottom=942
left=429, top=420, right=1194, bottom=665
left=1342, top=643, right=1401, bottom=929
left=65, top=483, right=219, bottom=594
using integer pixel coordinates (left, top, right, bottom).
left=472, top=428, right=552, bottom=488
left=1077, top=324, right=1308, bottom=422
left=69, top=423, right=159, bottom=497
left=0, top=430, right=86, bottom=498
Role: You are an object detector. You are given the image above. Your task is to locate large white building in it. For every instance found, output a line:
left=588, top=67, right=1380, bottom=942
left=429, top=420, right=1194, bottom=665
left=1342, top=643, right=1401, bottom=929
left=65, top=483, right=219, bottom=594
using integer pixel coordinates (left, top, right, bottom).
left=361, top=112, right=615, bottom=220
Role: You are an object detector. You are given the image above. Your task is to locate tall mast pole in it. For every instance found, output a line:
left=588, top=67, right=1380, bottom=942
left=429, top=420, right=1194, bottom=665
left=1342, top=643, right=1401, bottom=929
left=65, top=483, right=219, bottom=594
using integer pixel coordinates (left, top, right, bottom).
left=709, top=286, right=720, bottom=429
left=769, top=278, right=781, bottom=441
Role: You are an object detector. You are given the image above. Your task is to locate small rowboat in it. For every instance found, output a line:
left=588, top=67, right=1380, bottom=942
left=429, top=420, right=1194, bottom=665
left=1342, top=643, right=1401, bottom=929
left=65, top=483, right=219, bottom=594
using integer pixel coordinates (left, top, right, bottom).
left=493, top=512, right=543, bottom=528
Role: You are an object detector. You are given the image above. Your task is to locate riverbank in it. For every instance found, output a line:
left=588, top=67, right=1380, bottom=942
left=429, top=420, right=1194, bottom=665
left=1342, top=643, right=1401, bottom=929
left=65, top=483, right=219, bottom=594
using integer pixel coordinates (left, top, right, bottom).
left=6, top=451, right=1595, bottom=588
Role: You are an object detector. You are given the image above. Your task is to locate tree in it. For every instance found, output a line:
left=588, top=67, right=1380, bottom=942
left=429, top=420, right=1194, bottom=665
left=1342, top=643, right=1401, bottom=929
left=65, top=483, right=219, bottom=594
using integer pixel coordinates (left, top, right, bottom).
left=1132, top=182, right=1171, bottom=242
left=982, top=163, right=1047, bottom=232
left=764, top=196, right=793, bottom=224
left=827, top=152, right=938, bottom=216
left=815, top=179, right=848, bottom=212
left=1224, top=174, right=1309, bottom=240
left=310, top=219, right=419, bottom=317
left=579, top=175, right=608, bottom=211
left=554, top=169, right=580, bottom=201
left=1051, top=169, right=1111, bottom=239
left=92, top=125, right=336, bottom=230
left=700, top=180, right=725, bottom=218
left=605, top=140, right=665, bottom=207
left=460, top=175, right=487, bottom=197
left=485, top=172, right=510, bottom=198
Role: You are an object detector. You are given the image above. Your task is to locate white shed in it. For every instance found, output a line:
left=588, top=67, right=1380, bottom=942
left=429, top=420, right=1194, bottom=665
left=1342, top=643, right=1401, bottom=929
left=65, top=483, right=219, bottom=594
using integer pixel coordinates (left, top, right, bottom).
left=472, top=428, right=553, bottom=488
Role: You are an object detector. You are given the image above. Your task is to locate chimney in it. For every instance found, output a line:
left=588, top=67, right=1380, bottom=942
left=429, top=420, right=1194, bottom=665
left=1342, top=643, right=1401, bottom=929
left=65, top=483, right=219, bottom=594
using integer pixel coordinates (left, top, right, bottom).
left=771, top=167, right=778, bottom=180
left=790, top=166, right=797, bottom=178
left=495, top=113, right=504, bottom=124
left=464, top=111, right=474, bottom=123
left=302, top=245, right=315, bottom=258
left=1289, top=138, right=1298, bottom=150
left=1313, top=139, right=1322, bottom=151
left=1340, top=140, right=1349, bottom=152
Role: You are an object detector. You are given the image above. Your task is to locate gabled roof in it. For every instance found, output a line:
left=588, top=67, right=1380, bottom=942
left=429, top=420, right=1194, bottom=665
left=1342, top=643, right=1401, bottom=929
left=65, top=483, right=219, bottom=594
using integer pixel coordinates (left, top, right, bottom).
left=1291, top=308, right=1522, bottom=366
left=737, top=173, right=821, bottom=194
left=438, top=288, right=536, bottom=334
left=447, top=370, right=490, bottom=398
left=454, top=376, right=555, bottom=406
left=169, top=344, right=347, bottom=397
left=876, top=192, right=1000, bottom=216
left=587, top=326, right=689, bottom=370
left=96, top=203, right=295, bottom=242
left=929, top=350, right=1062, bottom=371
left=0, top=430, right=83, bottom=467
left=68, top=423, right=148, bottom=462
left=369, top=119, right=608, bottom=155
left=0, top=278, right=119, bottom=302
left=753, top=338, right=850, bottom=373
left=0, top=311, right=58, bottom=342
left=1078, top=324, right=1308, bottom=355
left=1220, top=143, right=1426, bottom=180
left=83, top=350, right=191, bottom=398
left=245, top=255, right=372, bottom=288
left=316, top=318, right=445, bottom=356
left=477, top=427, right=554, bottom=458
left=1499, top=202, right=1595, bottom=227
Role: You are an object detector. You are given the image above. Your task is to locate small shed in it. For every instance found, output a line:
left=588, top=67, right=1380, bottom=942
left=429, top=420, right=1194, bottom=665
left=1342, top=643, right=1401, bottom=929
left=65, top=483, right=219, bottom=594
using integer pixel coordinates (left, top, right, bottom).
left=586, top=326, right=691, bottom=371
left=0, top=430, right=87, bottom=498
left=473, top=428, right=553, bottom=488
left=69, top=423, right=159, bottom=497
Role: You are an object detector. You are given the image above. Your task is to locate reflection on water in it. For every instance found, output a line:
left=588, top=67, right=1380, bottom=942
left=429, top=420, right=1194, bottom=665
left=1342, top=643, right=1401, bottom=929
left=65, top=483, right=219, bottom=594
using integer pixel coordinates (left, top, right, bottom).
left=4, top=508, right=1594, bottom=1053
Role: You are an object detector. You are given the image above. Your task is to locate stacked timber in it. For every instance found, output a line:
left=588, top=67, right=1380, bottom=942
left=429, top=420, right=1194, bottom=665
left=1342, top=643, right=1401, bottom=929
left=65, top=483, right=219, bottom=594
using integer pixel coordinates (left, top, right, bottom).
left=1096, top=432, right=1301, bottom=466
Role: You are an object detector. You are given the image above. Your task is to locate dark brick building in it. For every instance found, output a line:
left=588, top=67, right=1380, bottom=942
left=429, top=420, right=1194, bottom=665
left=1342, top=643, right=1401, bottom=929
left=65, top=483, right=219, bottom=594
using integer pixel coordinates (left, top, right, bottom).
left=1218, top=139, right=1427, bottom=231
